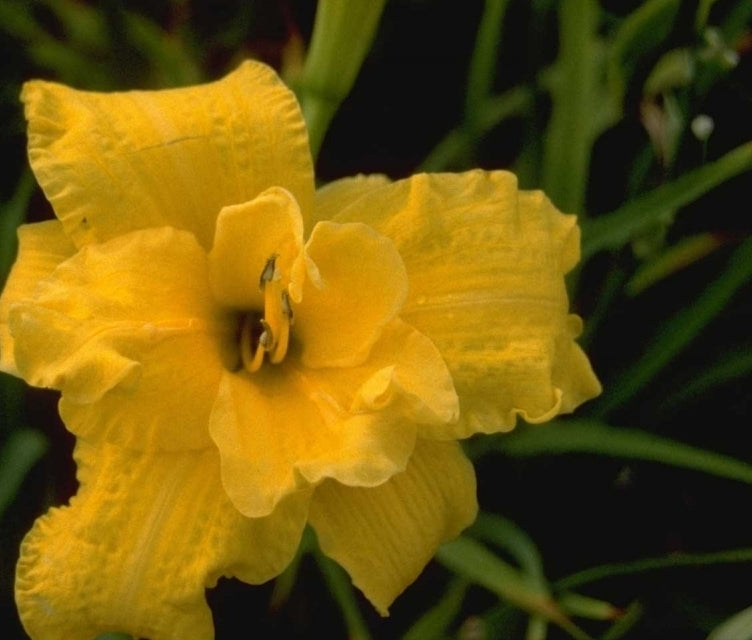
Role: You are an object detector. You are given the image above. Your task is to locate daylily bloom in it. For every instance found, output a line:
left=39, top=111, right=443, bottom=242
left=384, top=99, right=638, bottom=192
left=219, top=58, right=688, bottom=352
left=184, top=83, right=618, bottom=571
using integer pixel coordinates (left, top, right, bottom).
left=0, top=61, right=600, bottom=640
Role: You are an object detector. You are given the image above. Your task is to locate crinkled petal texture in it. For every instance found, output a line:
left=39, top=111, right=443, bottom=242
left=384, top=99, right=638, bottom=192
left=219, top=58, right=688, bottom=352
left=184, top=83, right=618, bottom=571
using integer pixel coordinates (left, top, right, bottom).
left=16, top=439, right=310, bottom=640
left=209, top=216, right=458, bottom=517
left=6, top=59, right=603, bottom=634
left=316, top=170, right=602, bottom=438
left=309, top=439, right=477, bottom=614
left=22, top=60, right=314, bottom=249
left=0, top=220, right=75, bottom=375
left=9, top=226, right=231, bottom=450
left=210, top=319, right=458, bottom=518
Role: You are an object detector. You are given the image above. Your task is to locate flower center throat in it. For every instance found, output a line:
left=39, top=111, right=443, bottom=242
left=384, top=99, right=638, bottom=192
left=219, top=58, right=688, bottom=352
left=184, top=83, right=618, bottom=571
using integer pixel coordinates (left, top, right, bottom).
left=239, top=254, right=293, bottom=373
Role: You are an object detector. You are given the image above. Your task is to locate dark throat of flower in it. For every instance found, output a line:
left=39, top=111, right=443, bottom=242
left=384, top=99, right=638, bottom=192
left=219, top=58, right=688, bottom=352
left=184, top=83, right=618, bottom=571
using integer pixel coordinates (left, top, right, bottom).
left=239, top=254, right=293, bottom=373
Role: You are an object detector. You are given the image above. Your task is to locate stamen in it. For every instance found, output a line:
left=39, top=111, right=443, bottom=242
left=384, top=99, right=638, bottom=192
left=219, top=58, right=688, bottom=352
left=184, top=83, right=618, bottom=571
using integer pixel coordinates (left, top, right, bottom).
left=259, top=254, right=278, bottom=289
left=241, top=253, right=294, bottom=372
left=281, top=290, right=294, bottom=324
left=258, top=319, right=275, bottom=351
left=240, top=316, right=267, bottom=373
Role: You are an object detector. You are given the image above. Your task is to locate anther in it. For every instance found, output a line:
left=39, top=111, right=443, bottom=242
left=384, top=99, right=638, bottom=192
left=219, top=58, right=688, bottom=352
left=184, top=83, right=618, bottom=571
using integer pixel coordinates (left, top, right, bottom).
left=259, top=254, right=278, bottom=289
left=240, top=316, right=267, bottom=373
left=258, top=319, right=275, bottom=351
left=281, top=289, right=294, bottom=323
left=242, top=253, right=294, bottom=372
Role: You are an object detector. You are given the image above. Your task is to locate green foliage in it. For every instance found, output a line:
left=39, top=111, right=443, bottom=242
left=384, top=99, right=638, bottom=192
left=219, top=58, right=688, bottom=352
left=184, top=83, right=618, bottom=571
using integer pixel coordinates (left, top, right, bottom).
left=1, top=1, right=751, bottom=639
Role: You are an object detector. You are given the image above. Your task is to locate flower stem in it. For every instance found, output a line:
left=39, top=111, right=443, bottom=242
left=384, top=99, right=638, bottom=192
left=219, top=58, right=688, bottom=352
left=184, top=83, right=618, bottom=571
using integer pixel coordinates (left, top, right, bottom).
left=294, top=0, right=388, bottom=161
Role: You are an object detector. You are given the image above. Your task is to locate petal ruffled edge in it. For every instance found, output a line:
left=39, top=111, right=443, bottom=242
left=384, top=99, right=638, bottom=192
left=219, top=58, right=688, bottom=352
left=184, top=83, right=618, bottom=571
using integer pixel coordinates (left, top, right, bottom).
left=316, top=170, right=601, bottom=437
left=10, top=226, right=231, bottom=450
left=0, top=220, right=75, bottom=376
left=308, top=439, right=477, bottom=615
left=23, top=60, right=315, bottom=250
left=16, top=439, right=311, bottom=640
left=210, top=318, right=458, bottom=519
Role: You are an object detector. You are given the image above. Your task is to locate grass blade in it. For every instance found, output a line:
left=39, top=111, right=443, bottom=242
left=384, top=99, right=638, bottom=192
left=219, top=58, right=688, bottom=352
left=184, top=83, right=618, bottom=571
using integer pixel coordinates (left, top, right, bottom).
left=470, top=419, right=752, bottom=487
left=581, top=142, right=752, bottom=259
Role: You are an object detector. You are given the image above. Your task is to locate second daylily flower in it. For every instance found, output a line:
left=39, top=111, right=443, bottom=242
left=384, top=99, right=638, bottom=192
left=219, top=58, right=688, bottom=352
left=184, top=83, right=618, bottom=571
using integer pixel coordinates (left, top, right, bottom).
left=0, top=61, right=601, bottom=640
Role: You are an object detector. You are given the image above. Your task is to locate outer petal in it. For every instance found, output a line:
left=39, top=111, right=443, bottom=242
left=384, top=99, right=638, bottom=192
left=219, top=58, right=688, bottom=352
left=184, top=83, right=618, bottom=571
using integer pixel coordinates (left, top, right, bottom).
left=0, top=220, right=75, bottom=375
left=210, top=320, right=457, bottom=518
left=322, top=170, right=601, bottom=437
left=22, top=60, right=314, bottom=250
left=10, top=227, right=231, bottom=450
left=308, top=439, right=477, bottom=615
left=312, top=174, right=390, bottom=226
left=295, top=221, right=408, bottom=368
left=16, top=440, right=310, bottom=640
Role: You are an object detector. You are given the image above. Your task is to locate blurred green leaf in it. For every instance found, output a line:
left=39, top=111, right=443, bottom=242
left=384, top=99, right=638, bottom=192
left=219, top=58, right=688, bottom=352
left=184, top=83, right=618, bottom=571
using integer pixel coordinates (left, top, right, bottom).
left=269, top=526, right=312, bottom=611
left=0, top=170, right=33, bottom=286
left=696, top=0, right=721, bottom=33
left=720, top=2, right=752, bottom=41
left=599, top=601, right=644, bottom=640
left=470, top=419, right=752, bottom=487
left=658, top=349, right=752, bottom=416
left=295, top=0, right=387, bottom=159
left=312, top=546, right=372, bottom=640
left=607, top=0, right=681, bottom=106
left=582, top=142, right=752, bottom=258
left=121, top=11, right=201, bottom=87
left=557, top=592, right=621, bottom=621
left=643, top=48, right=695, bottom=96
left=403, top=578, right=468, bottom=640
left=707, top=604, right=752, bottom=640
left=437, top=537, right=590, bottom=639
left=625, top=232, right=724, bottom=296
left=469, top=513, right=546, bottom=586
left=0, top=1, right=46, bottom=40
left=421, top=84, right=533, bottom=171
left=44, top=0, right=109, bottom=51
left=557, top=547, right=752, bottom=591
left=542, top=0, right=602, bottom=214
left=469, top=514, right=556, bottom=640
left=464, top=0, right=512, bottom=129
left=0, top=428, right=48, bottom=520
left=592, top=234, right=752, bottom=415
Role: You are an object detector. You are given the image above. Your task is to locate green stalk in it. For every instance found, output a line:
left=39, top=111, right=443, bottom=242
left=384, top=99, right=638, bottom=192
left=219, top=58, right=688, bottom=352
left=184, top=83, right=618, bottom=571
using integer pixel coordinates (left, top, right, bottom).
left=556, top=547, right=752, bottom=591
left=541, top=0, right=600, bottom=214
left=470, top=419, right=752, bottom=487
left=581, top=142, right=752, bottom=259
left=313, top=549, right=372, bottom=640
left=591, top=234, right=752, bottom=416
left=294, top=0, right=388, bottom=160
left=464, top=0, right=511, bottom=128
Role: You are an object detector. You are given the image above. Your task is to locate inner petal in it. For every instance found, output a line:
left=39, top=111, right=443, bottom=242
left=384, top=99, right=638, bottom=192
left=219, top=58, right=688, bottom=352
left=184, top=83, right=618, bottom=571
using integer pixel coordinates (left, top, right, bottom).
left=207, top=186, right=306, bottom=310
left=295, top=221, right=408, bottom=369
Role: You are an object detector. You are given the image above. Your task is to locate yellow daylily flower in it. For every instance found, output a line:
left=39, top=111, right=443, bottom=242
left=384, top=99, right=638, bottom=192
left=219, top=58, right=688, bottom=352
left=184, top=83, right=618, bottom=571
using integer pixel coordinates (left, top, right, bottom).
left=0, top=60, right=601, bottom=640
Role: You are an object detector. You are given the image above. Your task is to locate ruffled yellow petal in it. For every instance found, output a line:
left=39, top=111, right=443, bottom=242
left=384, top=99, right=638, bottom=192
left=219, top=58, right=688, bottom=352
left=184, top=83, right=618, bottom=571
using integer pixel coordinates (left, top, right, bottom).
left=295, top=221, right=408, bottom=368
left=22, top=60, right=314, bottom=250
left=320, top=170, right=601, bottom=437
left=312, top=174, right=390, bottom=226
left=0, top=221, right=74, bottom=375
left=16, top=439, right=310, bottom=640
left=308, top=439, right=477, bottom=615
left=319, top=319, right=458, bottom=426
left=208, top=186, right=307, bottom=310
left=10, top=226, right=230, bottom=450
left=210, top=319, right=458, bottom=518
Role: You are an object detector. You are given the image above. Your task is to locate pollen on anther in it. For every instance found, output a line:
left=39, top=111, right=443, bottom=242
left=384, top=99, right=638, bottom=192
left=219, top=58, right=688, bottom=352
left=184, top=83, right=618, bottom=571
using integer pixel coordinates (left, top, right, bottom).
left=259, top=254, right=278, bottom=289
